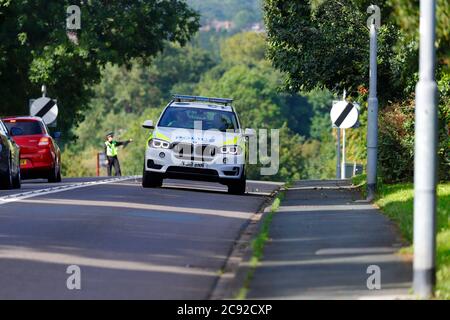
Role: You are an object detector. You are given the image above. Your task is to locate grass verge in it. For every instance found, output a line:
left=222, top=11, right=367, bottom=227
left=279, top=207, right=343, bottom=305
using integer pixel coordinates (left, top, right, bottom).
left=352, top=174, right=450, bottom=299
left=235, top=191, right=284, bottom=299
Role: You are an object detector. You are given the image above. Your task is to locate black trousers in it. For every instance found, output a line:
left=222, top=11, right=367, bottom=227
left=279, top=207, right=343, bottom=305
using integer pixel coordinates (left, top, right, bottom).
left=107, top=156, right=122, bottom=176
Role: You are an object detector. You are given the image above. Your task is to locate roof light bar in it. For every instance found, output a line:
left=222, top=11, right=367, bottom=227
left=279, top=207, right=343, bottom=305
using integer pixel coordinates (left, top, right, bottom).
left=172, top=94, right=233, bottom=106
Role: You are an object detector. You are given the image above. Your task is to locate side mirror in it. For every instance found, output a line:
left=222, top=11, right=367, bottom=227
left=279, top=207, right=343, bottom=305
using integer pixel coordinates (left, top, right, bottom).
left=52, top=131, right=62, bottom=139
left=10, top=127, right=23, bottom=136
left=244, top=128, right=256, bottom=137
left=142, top=120, right=154, bottom=129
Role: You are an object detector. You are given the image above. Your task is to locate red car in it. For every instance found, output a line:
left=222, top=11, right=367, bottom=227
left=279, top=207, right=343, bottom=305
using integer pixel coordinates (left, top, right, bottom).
left=2, top=117, right=62, bottom=182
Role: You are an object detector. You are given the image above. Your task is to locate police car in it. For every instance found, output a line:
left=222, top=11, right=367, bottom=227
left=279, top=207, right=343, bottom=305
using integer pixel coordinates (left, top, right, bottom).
left=141, top=95, right=255, bottom=194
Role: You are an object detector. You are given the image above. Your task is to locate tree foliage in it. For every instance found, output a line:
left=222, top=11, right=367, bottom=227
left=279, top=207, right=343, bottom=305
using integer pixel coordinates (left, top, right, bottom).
left=62, top=31, right=335, bottom=181
left=264, top=0, right=450, bottom=183
left=0, top=0, right=199, bottom=139
left=187, top=0, right=262, bottom=29
left=263, top=0, right=407, bottom=101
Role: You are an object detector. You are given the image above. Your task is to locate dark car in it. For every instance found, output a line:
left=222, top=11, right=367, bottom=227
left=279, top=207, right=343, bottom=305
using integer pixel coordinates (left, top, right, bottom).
left=0, top=120, right=21, bottom=189
left=2, top=117, right=61, bottom=182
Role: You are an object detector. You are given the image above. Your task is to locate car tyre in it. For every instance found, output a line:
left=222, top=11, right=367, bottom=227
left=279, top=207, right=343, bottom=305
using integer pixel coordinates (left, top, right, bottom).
left=48, top=162, right=62, bottom=183
left=227, top=172, right=246, bottom=195
left=12, top=168, right=21, bottom=189
left=55, top=165, right=62, bottom=183
left=142, top=165, right=163, bottom=188
left=0, top=158, right=13, bottom=190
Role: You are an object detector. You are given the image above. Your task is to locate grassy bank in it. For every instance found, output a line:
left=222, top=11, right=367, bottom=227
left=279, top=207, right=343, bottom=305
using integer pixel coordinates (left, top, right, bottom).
left=352, top=174, right=450, bottom=299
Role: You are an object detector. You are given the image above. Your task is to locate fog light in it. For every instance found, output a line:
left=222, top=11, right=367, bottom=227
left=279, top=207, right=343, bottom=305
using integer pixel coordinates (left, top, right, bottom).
left=159, top=152, right=166, bottom=158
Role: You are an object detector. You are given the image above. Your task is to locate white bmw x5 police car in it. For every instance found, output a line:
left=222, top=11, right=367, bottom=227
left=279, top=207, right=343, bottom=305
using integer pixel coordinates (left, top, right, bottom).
left=141, top=95, right=255, bottom=194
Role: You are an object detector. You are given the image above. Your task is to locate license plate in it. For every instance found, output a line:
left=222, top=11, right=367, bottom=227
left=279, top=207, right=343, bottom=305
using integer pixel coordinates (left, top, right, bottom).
left=20, top=159, right=27, bottom=165
left=181, top=161, right=205, bottom=168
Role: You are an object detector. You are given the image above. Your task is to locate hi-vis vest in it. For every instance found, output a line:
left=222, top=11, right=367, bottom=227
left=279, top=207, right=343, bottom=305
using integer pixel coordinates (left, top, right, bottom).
left=105, top=141, right=118, bottom=157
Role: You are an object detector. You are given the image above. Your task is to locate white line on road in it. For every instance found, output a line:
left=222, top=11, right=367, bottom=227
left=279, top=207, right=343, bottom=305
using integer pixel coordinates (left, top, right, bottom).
left=0, top=176, right=139, bottom=205
left=0, top=246, right=215, bottom=276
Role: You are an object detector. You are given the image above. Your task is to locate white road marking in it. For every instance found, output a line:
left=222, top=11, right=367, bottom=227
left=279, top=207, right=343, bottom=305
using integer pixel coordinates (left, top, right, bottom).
left=0, top=176, right=277, bottom=206
left=315, top=247, right=397, bottom=255
left=0, top=246, right=215, bottom=276
left=247, top=180, right=284, bottom=186
left=162, top=181, right=275, bottom=196
left=0, top=176, right=138, bottom=205
left=358, top=294, right=414, bottom=300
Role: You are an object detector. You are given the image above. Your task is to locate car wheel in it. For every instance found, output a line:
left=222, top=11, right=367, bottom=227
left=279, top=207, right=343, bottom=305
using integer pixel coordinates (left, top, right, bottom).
left=55, top=164, right=62, bottom=182
left=12, top=167, right=21, bottom=189
left=142, top=165, right=163, bottom=188
left=227, top=173, right=246, bottom=195
left=0, top=158, right=13, bottom=190
left=48, top=164, right=59, bottom=183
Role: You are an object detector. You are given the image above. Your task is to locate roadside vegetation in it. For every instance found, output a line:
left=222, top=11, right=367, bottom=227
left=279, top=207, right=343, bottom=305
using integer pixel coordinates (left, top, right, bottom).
left=61, top=30, right=339, bottom=182
left=0, top=1, right=199, bottom=137
left=353, top=174, right=450, bottom=299
left=264, top=0, right=449, bottom=183
left=236, top=191, right=284, bottom=300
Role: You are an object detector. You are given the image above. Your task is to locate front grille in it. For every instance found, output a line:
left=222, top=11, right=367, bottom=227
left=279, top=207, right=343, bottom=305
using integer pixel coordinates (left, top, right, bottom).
left=166, top=166, right=218, bottom=176
left=172, top=143, right=216, bottom=162
left=165, top=166, right=220, bottom=182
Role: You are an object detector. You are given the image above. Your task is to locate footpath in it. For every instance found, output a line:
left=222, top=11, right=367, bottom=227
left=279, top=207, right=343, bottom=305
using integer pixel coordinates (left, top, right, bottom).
left=246, top=180, right=412, bottom=299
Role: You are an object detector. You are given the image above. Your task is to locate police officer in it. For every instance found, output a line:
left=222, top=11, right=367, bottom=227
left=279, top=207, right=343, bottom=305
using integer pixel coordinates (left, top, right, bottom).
left=104, top=132, right=132, bottom=176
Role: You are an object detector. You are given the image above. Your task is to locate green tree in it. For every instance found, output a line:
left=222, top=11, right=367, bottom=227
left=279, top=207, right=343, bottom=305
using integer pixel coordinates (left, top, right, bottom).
left=220, top=32, right=267, bottom=66
left=389, top=0, right=450, bottom=60
left=0, top=0, right=199, bottom=140
left=263, top=0, right=409, bottom=102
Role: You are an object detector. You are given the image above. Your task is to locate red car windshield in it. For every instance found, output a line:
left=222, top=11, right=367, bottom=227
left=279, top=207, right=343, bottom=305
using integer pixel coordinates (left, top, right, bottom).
left=3, top=120, right=45, bottom=135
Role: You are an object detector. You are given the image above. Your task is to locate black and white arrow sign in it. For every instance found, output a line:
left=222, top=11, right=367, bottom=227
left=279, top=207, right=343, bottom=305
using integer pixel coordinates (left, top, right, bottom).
left=330, top=101, right=359, bottom=129
left=30, top=97, right=58, bottom=125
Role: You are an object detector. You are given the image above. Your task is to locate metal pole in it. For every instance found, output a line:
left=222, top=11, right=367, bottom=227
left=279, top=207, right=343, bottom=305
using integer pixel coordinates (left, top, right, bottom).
left=96, top=153, right=100, bottom=177
left=41, top=84, right=47, bottom=97
left=336, top=128, right=341, bottom=179
left=413, top=0, right=438, bottom=299
left=366, top=23, right=378, bottom=201
left=341, top=129, right=346, bottom=179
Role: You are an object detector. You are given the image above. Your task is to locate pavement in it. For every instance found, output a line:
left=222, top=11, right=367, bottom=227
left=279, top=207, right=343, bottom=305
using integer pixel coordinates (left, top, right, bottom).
left=247, top=180, right=412, bottom=300
left=0, top=177, right=280, bottom=299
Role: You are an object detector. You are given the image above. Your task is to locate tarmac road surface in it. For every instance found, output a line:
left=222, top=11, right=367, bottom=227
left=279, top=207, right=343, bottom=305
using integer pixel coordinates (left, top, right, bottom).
left=0, top=177, right=281, bottom=299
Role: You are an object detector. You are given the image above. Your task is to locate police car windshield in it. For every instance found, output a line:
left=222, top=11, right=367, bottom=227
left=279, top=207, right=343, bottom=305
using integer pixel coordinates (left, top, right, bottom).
left=158, top=107, right=239, bottom=132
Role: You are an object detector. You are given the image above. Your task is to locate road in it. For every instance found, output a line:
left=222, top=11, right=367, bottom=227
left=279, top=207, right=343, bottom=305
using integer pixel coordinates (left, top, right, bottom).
left=0, top=177, right=280, bottom=299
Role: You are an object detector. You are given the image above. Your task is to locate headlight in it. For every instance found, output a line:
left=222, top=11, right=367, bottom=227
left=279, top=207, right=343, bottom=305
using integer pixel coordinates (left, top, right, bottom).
left=220, top=145, right=242, bottom=155
left=149, top=139, right=170, bottom=149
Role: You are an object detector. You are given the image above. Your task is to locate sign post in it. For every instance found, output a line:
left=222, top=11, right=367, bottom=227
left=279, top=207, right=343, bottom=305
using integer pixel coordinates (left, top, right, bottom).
left=341, top=128, right=346, bottom=179
left=413, top=0, right=438, bottom=299
left=366, top=5, right=380, bottom=201
left=331, top=99, right=359, bottom=180
left=336, top=129, right=341, bottom=179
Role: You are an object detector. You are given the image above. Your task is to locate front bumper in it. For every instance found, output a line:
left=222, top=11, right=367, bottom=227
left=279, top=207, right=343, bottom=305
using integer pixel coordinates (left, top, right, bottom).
left=144, top=147, right=245, bottom=182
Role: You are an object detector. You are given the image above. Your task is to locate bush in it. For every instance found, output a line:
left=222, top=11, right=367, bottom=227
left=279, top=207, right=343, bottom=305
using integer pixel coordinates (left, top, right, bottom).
left=378, top=101, right=415, bottom=182
left=378, top=97, right=450, bottom=183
